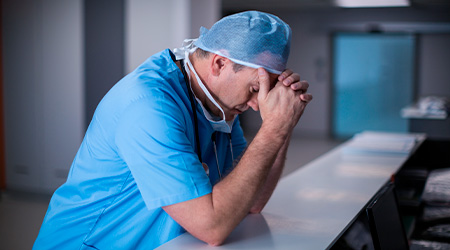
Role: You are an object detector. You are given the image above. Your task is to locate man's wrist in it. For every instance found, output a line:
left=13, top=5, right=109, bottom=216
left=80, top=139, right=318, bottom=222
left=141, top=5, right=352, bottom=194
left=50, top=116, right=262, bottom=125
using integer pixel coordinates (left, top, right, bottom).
left=258, top=122, right=290, bottom=146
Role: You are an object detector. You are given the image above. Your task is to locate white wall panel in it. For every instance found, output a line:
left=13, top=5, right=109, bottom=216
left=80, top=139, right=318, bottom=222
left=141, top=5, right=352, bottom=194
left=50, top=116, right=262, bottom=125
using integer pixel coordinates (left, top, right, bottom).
left=125, top=0, right=190, bottom=73
left=125, top=0, right=221, bottom=73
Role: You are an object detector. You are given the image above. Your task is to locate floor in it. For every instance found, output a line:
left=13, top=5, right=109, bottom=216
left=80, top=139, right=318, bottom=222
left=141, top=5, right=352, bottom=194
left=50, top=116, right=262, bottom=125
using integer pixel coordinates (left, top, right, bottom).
left=0, top=136, right=341, bottom=250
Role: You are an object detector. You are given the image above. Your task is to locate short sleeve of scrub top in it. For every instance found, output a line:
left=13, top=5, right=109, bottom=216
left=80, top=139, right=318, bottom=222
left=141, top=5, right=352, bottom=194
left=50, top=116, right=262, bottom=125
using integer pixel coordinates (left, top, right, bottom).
left=115, top=87, right=212, bottom=210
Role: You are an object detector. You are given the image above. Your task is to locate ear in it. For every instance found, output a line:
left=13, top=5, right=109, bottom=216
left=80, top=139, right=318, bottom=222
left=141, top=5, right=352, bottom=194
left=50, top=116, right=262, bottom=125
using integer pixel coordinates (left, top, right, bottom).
left=210, top=54, right=229, bottom=77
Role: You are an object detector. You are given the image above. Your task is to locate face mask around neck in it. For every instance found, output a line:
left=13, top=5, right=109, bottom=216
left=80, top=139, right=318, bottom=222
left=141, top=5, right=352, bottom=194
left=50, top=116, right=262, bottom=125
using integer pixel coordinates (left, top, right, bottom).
left=181, top=47, right=235, bottom=134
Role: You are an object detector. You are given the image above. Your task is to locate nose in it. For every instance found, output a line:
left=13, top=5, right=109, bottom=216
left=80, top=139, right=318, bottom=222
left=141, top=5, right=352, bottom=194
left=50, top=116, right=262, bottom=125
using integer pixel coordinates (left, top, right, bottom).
left=247, top=95, right=259, bottom=111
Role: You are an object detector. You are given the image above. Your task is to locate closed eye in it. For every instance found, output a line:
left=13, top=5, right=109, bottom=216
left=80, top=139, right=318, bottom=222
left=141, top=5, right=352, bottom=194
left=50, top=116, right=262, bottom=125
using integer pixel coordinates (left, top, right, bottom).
left=250, top=86, right=259, bottom=93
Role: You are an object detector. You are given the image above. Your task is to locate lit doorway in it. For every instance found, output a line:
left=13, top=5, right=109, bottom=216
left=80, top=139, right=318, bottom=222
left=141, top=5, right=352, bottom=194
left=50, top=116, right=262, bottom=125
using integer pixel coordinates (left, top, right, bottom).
left=332, top=33, right=416, bottom=139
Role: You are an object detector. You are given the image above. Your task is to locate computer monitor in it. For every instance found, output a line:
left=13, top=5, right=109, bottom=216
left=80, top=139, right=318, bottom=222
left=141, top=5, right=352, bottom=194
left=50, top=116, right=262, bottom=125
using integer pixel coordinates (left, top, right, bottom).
left=366, top=183, right=410, bottom=250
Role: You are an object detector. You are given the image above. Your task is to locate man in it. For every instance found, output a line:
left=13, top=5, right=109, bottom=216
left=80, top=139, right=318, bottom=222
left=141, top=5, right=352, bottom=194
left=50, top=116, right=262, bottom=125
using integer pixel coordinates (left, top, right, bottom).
left=34, top=11, right=312, bottom=249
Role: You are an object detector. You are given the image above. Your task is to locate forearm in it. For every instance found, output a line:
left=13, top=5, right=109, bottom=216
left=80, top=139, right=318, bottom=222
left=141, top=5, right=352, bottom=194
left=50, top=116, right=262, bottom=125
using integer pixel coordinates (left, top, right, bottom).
left=249, top=132, right=291, bottom=213
left=207, top=124, right=288, bottom=241
left=163, top=123, right=288, bottom=246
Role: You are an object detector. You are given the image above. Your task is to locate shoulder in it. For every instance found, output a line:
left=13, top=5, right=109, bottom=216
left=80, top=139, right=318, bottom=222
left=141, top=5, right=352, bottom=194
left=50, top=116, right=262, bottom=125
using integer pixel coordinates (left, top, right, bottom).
left=100, top=49, right=188, bottom=116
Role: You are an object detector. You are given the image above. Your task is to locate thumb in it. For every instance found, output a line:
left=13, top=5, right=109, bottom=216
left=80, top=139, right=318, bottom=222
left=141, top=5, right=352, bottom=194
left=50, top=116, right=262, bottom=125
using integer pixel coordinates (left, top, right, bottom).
left=257, top=68, right=270, bottom=102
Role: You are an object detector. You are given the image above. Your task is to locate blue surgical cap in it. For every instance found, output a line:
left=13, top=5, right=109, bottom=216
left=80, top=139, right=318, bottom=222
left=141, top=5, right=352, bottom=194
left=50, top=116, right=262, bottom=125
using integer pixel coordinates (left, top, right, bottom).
left=194, top=11, right=292, bottom=74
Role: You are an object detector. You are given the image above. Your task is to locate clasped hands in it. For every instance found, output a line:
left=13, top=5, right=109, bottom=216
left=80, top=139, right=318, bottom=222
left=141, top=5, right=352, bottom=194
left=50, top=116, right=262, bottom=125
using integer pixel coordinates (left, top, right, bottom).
left=277, top=69, right=312, bottom=103
left=257, top=68, right=313, bottom=133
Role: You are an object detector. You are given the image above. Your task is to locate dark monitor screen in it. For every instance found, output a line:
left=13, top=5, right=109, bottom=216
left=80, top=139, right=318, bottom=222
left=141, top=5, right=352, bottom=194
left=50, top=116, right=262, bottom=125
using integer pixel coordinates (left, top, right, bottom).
left=366, top=184, right=410, bottom=250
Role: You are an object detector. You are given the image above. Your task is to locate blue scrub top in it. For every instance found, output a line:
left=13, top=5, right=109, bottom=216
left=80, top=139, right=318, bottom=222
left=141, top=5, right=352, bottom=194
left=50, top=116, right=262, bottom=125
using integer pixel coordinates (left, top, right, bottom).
left=33, top=49, right=247, bottom=250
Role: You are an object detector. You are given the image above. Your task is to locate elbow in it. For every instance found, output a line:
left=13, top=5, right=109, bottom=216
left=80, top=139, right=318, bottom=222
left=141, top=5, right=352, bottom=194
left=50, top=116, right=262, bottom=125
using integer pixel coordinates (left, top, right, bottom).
left=206, top=238, right=226, bottom=247
left=249, top=208, right=262, bottom=214
left=198, top=230, right=228, bottom=247
left=249, top=204, right=265, bottom=214
left=191, top=223, right=230, bottom=246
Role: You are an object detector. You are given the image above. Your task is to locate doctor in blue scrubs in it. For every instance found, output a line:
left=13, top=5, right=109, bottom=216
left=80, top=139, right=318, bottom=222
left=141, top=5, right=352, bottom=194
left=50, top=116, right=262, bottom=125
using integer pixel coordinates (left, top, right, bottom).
left=33, top=11, right=312, bottom=249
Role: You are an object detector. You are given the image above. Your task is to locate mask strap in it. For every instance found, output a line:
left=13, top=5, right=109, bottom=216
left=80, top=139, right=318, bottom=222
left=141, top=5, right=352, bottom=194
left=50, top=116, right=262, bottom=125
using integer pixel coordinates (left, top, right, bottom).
left=184, top=51, right=227, bottom=122
left=180, top=59, right=203, bottom=163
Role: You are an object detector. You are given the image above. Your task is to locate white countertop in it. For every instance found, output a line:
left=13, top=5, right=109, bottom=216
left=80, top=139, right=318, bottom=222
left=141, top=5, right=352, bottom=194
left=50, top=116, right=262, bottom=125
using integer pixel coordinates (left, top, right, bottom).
left=157, top=132, right=425, bottom=250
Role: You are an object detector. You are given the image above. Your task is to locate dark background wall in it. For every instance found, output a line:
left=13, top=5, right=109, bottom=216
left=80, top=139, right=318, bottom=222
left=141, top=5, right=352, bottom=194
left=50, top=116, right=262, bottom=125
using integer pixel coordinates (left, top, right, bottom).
left=84, top=0, right=125, bottom=128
